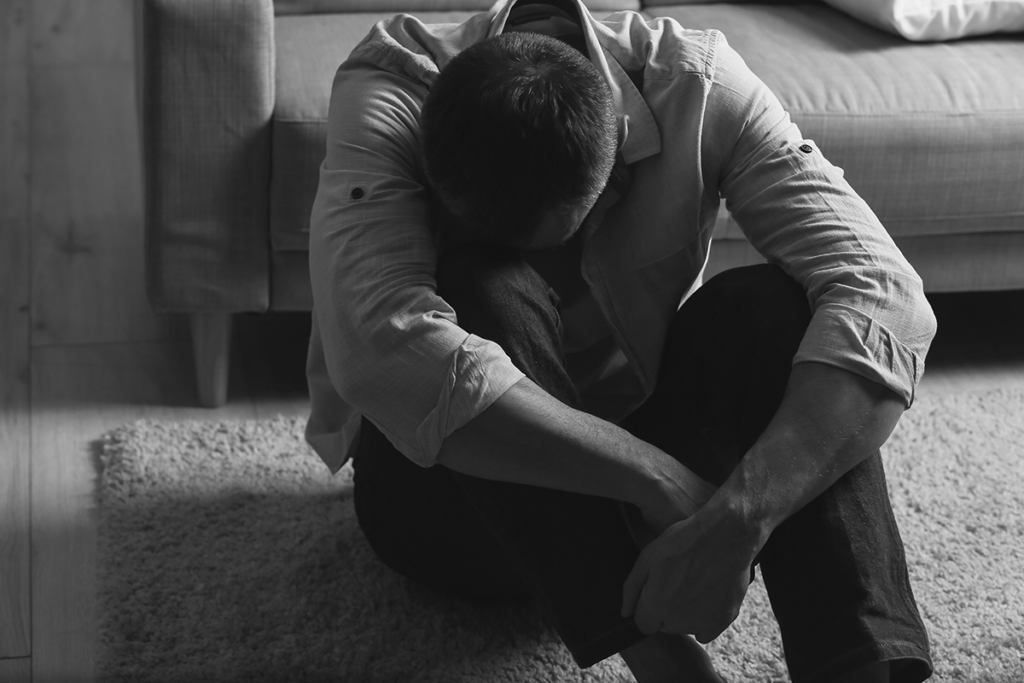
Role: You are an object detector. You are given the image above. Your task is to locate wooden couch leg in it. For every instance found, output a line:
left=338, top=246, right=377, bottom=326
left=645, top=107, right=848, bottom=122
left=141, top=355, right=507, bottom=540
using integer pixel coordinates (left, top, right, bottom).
left=190, top=312, right=232, bottom=407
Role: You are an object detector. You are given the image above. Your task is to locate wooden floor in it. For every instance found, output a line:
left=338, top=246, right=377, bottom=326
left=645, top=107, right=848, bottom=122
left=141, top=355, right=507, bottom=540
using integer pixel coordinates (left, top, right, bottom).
left=0, top=290, right=1019, bottom=682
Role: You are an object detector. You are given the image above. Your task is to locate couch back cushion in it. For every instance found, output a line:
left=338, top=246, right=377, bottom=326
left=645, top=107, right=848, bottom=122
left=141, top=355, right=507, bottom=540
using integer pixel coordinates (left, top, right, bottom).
left=275, top=0, right=639, bottom=15
left=649, top=3, right=1024, bottom=241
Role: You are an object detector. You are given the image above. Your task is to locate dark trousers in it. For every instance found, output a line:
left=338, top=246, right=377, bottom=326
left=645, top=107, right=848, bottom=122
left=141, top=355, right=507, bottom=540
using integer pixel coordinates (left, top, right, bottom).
left=351, top=245, right=933, bottom=682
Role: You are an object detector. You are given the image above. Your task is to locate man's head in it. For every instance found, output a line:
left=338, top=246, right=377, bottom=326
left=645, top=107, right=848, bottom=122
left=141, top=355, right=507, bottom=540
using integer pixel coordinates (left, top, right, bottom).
left=421, top=31, right=617, bottom=250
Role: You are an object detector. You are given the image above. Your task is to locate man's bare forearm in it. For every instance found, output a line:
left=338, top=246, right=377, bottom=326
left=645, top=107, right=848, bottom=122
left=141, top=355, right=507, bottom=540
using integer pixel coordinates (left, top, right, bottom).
left=437, top=377, right=715, bottom=529
left=710, top=360, right=906, bottom=547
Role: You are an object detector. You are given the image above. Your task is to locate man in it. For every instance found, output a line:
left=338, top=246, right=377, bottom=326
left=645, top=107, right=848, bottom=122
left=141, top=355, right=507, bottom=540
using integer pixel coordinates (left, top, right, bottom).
left=304, top=1, right=938, bottom=681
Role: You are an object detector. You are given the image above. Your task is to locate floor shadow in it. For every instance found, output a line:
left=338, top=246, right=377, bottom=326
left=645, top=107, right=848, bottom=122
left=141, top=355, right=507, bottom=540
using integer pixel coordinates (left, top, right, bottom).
left=94, top=486, right=558, bottom=683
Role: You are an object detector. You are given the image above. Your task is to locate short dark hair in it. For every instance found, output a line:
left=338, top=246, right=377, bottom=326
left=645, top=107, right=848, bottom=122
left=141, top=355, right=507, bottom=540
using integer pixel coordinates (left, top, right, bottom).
left=421, top=31, right=617, bottom=246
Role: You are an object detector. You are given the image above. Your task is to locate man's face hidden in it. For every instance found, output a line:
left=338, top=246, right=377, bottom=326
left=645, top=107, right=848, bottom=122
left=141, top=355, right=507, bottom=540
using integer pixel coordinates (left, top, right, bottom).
left=516, top=196, right=600, bottom=252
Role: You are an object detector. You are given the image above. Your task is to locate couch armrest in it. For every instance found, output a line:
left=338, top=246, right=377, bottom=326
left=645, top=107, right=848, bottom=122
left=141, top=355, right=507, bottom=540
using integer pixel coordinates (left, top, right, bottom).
left=141, top=0, right=275, bottom=312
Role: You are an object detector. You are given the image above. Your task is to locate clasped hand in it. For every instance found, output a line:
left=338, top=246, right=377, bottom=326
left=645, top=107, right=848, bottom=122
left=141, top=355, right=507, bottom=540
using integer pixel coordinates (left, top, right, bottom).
left=622, top=498, right=763, bottom=643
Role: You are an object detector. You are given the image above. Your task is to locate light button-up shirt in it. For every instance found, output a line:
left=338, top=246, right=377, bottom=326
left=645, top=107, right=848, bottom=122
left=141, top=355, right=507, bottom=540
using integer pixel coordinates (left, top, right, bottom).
left=305, top=0, right=938, bottom=473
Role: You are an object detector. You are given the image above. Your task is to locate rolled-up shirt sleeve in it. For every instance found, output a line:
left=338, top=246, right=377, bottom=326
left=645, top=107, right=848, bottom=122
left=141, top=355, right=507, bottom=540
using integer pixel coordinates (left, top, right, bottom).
left=309, top=54, right=524, bottom=467
left=701, top=34, right=937, bottom=407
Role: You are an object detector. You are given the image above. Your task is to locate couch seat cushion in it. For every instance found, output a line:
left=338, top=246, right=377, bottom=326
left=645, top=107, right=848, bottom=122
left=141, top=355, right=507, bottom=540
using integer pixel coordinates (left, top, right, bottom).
left=645, top=4, right=1024, bottom=241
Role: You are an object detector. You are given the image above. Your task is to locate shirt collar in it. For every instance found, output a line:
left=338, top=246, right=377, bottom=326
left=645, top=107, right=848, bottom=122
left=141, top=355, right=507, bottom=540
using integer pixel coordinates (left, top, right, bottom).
left=431, top=0, right=661, bottom=165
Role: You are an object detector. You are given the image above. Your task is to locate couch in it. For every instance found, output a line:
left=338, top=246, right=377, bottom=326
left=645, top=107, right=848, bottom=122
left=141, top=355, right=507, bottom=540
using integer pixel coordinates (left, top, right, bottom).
left=138, top=0, right=1024, bottom=407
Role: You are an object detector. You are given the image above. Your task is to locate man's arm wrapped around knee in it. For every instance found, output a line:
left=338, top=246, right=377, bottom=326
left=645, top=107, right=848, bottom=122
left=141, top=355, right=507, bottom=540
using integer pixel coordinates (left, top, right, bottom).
left=622, top=361, right=906, bottom=642
left=310, top=58, right=525, bottom=468
left=619, top=33, right=938, bottom=643
left=439, top=376, right=717, bottom=534
left=701, top=34, right=937, bottom=410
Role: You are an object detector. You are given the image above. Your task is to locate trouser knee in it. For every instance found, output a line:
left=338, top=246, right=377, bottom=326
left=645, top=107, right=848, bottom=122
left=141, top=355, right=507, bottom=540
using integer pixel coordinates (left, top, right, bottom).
left=706, top=263, right=810, bottom=354
left=435, top=243, right=577, bottom=405
left=640, top=264, right=812, bottom=479
left=666, top=264, right=811, bottom=379
left=435, top=243, right=559, bottom=341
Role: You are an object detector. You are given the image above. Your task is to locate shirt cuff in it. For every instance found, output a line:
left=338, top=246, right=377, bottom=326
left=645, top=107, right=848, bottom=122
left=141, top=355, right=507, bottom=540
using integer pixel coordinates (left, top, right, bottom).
left=793, top=303, right=925, bottom=408
left=405, top=334, right=526, bottom=467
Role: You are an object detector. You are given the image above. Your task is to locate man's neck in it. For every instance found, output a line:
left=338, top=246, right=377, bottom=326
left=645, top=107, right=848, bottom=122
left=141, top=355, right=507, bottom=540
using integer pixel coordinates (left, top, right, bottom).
left=506, top=0, right=587, bottom=56
left=513, top=0, right=581, bottom=21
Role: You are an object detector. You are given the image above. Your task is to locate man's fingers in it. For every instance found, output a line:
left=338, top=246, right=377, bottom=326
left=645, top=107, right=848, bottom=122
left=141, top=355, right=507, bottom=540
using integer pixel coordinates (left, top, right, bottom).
left=694, top=622, right=729, bottom=645
left=692, top=614, right=726, bottom=644
left=693, top=601, right=741, bottom=644
left=633, top=587, right=663, bottom=635
left=620, top=551, right=650, bottom=617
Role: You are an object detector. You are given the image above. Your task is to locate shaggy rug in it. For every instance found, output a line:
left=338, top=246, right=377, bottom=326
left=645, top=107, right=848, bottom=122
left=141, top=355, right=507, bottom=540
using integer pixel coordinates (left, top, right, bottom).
left=95, top=388, right=1024, bottom=682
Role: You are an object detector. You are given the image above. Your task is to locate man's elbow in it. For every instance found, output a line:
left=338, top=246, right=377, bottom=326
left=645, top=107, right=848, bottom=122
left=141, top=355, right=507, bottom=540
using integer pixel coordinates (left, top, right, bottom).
left=896, top=275, right=939, bottom=395
left=907, top=274, right=939, bottom=350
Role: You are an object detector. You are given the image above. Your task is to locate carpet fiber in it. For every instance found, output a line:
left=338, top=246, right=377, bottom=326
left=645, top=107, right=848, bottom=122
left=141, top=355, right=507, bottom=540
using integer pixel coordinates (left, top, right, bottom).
left=96, top=389, right=1024, bottom=681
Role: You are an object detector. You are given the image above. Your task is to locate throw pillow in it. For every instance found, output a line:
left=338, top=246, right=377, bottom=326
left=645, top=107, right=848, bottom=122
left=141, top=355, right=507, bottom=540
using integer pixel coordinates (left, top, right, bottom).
left=822, top=0, right=1024, bottom=41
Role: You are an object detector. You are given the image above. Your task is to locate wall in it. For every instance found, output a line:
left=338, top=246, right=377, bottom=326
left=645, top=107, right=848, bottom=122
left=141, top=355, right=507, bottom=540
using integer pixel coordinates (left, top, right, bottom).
left=27, top=0, right=169, bottom=346
left=1, top=0, right=31, bottom=660
left=1, top=0, right=164, bottom=662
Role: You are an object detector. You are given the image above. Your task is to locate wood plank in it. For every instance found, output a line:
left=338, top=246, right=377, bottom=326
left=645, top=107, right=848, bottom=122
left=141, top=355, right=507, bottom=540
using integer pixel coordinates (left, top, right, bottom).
left=0, top=214, right=31, bottom=659
left=30, top=340, right=257, bottom=683
left=29, top=64, right=169, bottom=346
left=0, top=0, right=27, bottom=69
left=0, top=0, right=32, bottom=661
left=0, top=657, right=32, bottom=683
left=31, top=0, right=133, bottom=66
left=1, top=0, right=28, bottom=221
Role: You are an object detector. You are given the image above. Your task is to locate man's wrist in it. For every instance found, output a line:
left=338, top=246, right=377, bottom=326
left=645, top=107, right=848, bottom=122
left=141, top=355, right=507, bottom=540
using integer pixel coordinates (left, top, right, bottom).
left=709, top=362, right=908, bottom=552
left=631, top=446, right=719, bottom=532
left=707, top=461, right=778, bottom=556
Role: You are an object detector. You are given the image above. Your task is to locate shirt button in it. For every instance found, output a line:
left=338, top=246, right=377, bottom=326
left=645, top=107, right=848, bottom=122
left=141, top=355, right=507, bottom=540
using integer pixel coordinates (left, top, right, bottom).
left=350, top=187, right=365, bottom=200
left=799, top=144, right=813, bottom=154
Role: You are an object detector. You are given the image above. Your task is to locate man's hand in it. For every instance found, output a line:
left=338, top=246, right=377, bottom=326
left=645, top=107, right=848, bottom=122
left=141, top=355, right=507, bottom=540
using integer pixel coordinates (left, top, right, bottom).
left=621, top=498, right=763, bottom=642
left=628, top=470, right=718, bottom=546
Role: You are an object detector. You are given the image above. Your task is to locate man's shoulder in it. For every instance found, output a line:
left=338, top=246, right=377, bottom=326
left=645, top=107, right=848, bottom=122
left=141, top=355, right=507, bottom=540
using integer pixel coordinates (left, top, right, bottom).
left=597, top=11, right=722, bottom=83
left=344, top=11, right=492, bottom=87
left=342, top=15, right=440, bottom=86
